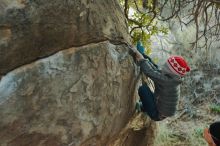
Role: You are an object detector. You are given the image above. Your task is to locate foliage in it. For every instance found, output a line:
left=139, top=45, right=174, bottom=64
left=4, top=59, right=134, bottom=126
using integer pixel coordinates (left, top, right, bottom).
left=119, top=0, right=168, bottom=55
left=119, top=0, right=220, bottom=53
left=194, top=128, right=204, bottom=137
left=130, top=13, right=168, bottom=51
left=210, top=104, right=220, bottom=113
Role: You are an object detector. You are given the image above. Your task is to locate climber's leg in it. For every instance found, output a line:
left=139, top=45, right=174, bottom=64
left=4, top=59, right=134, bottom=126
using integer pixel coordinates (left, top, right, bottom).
left=138, top=84, right=160, bottom=121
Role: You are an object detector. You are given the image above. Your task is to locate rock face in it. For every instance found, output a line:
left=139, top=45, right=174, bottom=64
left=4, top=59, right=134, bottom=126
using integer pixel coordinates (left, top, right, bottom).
left=0, top=0, right=130, bottom=76
left=0, top=0, right=156, bottom=146
left=0, top=41, right=140, bottom=145
left=0, top=41, right=156, bottom=146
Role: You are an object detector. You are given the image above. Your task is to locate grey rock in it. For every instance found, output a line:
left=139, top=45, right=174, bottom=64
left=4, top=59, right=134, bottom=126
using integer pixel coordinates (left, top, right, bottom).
left=0, top=0, right=130, bottom=75
left=0, top=41, right=140, bottom=146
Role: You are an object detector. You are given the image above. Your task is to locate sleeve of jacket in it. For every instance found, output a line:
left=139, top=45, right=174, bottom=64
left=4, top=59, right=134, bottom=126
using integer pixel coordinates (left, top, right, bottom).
left=138, top=59, right=169, bottom=83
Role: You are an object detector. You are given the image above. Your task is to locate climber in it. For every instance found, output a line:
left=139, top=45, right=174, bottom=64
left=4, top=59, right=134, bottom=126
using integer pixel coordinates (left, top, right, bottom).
left=204, top=121, right=220, bottom=146
left=134, top=41, right=190, bottom=121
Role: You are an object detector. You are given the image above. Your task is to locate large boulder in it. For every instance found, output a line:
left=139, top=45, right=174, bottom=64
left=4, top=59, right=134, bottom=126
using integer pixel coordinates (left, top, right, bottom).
left=0, top=0, right=130, bottom=75
left=0, top=41, right=139, bottom=146
left=0, top=0, right=156, bottom=145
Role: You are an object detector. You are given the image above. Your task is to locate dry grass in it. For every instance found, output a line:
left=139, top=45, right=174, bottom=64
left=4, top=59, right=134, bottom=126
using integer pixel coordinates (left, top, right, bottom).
left=154, top=121, right=207, bottom=146
left=154, top=99, right=218, bottom=146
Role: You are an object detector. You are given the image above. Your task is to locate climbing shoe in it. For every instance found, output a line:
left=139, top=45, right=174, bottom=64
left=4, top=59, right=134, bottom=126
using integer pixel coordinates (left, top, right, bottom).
left=135, top=100, right=143, bottom=112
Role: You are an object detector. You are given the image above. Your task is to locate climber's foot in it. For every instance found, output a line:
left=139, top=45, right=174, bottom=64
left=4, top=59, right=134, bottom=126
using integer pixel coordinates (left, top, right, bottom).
left=135, top=100, right=143, bottom=112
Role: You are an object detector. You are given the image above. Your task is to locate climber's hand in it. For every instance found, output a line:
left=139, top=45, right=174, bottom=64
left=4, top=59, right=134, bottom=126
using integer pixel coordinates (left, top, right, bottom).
left=135, top=50, right=144, bottom=62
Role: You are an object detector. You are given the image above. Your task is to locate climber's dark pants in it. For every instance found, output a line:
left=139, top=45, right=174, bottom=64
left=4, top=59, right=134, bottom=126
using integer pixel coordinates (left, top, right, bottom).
left=138, top=84, right=161, bottom=121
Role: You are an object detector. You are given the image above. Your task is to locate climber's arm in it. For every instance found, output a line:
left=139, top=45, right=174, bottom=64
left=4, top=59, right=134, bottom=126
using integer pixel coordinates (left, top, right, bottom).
left=138, top=59, right=169, bottom=82
left=135, top=45, right=158, bottom=67
left=134, top=49, right=169, bottom=82
left=142, top=54, right=158, bottom=69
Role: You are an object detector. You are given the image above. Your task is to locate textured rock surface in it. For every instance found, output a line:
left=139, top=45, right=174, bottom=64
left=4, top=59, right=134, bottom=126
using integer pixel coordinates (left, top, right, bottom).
left=109, top=113, right=156, bottom=146
left=0, top=0, right=156, bottom=145
left=0, top=0, right=130, bottom=75
left=0, top=41, right=155, bottom=146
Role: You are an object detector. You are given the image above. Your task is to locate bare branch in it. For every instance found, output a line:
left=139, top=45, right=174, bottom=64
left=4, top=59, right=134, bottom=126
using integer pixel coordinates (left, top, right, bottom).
left=122, top=0, right=220, bottom=52
left=124, top=0, right=129, bottom=18
left=143, top=0, right=147, bottom=9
